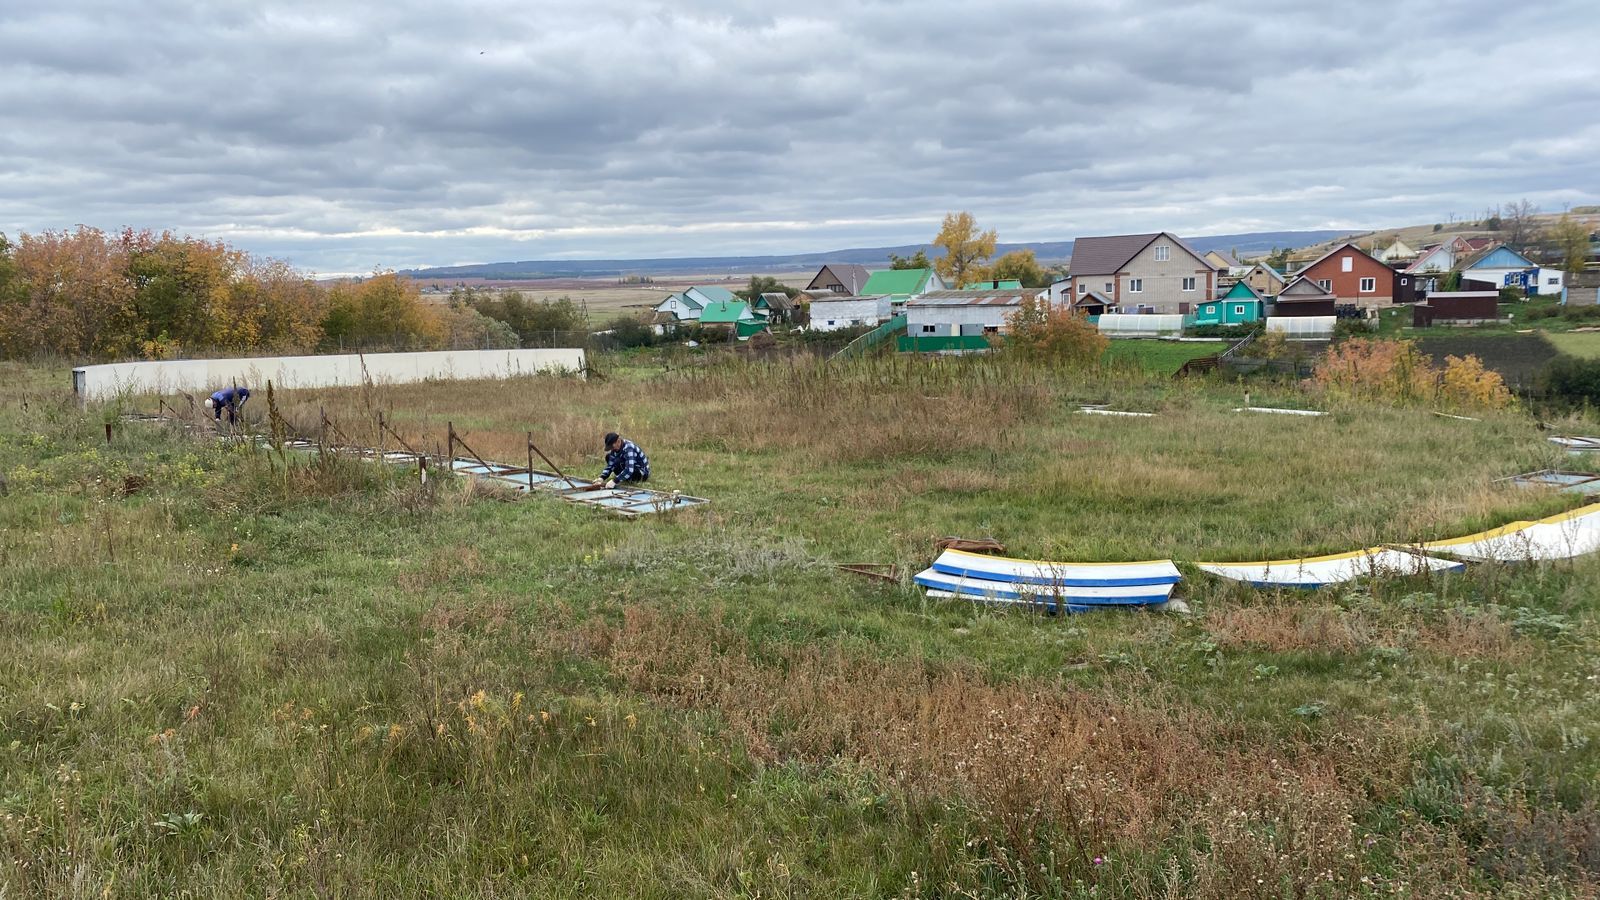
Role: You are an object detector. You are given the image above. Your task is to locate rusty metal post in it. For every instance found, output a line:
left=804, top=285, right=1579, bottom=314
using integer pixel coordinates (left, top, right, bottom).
left=447, top=421, right=456, bottom=461
left=527, top=431, right=535, bottom=492
left=419, top=455, right=427, bottom=486
left=104, top=422, right=112, bottom=444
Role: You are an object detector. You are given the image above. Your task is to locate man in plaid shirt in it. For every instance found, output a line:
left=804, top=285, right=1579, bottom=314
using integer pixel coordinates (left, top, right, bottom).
left=593, top=432, right=650, bottom=489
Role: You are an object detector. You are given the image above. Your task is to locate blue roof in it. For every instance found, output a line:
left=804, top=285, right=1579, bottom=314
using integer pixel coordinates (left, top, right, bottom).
left=1466, top=246, right=1535, bottom=270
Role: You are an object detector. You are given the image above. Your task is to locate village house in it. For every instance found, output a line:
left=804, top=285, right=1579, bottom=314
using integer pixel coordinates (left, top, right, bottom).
left=859, top=267, right=945, bottom=304
left=1294, top=242, right=1396, bottom=308
left=1240, top=262, right=1287, bottom=297
left=1273, top=276, right=1339, bottom=317
left=900, top=288, right=1027, bottom=352
left=1193, top=282, right=1265, bottom=326
left=1070, top=290, right=1116, bottom=317
left=651, top=285, right=741, bottom=331
left=1067, top=232, right=1220, bottom=314
left=1459, top=245, right=1539, bottom=293
left=752, top=292, right=795, bottom=323
left=1377, top=238, right=1419, bottom=262
left=805, top=263, right=872, bottom=296
left=808, top=294, right=891, bottom=332
left=698, top=300, right=768, bottom=340
left=1403, top=236, right=1495, bottom=275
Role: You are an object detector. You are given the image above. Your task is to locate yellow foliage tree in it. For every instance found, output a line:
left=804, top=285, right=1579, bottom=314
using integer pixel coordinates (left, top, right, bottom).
left=1313, top=338, right=1510, bottom=410
left=932, top=212, right=997, bottom=288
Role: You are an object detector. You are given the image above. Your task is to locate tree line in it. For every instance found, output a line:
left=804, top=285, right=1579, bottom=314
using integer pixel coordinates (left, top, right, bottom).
left=0, top=227, right=594, bottom=360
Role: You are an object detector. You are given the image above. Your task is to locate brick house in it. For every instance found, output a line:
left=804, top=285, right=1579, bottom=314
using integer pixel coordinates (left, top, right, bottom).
left=1067, top=232, right=1220, bottom=314
left=1294, top=242, right=1397, bottom=309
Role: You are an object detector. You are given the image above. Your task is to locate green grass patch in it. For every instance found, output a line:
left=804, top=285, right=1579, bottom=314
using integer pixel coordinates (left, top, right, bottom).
left=5, top=355, right=1600, bottom=896
left=1101, top=339, right=1230, bottom=374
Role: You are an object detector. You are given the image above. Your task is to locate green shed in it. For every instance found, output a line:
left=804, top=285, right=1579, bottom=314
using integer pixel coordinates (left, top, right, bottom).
left=1193, top=282, right=1264, bottom=326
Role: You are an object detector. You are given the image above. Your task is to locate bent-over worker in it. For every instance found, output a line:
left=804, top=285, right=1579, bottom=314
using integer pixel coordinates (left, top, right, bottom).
left=205, top=385, right=250, bottom=424
left=593, top=431, right=650, bottom=489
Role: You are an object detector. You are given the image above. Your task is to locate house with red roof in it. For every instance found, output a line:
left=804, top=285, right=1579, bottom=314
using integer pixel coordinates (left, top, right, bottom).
left=1295, top=241, right=1397, bottom=309
left=1067, top=232, right=1220, bottom=314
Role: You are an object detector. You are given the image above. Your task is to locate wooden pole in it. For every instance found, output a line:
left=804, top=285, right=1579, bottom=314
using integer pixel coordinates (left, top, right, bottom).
left=104, top=422, right=112, bottom=444
left=527, top=431, right=536, bottom=492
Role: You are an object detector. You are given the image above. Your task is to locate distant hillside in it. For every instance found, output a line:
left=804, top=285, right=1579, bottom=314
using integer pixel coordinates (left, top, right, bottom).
left=402, top=230, right=1351, bottom=280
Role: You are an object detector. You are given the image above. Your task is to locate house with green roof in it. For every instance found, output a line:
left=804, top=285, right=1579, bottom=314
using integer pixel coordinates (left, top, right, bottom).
left=698, top=300, right=769, bottom=340
left=652, top=285, right=739, bottom=324
left=1192, top=281, right=1264, bottom=326
left=859, top=268, right=945, bottom=303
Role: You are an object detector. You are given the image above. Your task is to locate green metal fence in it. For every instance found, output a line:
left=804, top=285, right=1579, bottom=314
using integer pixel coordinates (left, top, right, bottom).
left=830, top=314, right=907, bottom=361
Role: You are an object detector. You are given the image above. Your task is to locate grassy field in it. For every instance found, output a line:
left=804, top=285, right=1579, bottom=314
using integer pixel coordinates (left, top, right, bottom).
left=6, top=354, right=1600, bottom=897
left=1545, top=331, right=1600, bottom=359
left=1102, top=340, right=1231, bottom=375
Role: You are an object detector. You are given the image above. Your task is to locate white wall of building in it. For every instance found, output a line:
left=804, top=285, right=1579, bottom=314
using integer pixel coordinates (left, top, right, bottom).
left=72, top=348, right=586, bottom=402
left=905, top=304, right=1018, bottom=336
left=809, top=297, right=890, bottom=331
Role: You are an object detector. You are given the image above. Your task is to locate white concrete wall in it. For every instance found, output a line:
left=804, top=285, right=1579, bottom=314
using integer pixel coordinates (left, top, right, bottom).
left=72, top=348, right=586, bottom=402
left=809, top=298, right=890, bottom=331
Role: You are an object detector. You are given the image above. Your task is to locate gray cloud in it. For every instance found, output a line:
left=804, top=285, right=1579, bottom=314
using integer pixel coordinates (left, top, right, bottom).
left=1, top=0, right=1596, bottom=273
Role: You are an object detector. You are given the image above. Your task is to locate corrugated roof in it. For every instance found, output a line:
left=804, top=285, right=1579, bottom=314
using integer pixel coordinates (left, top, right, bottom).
left=861, top=268, right=934, bottom=296
left=755, top=292, right=795, bottom=311
left=909, top=289, right=1026, bottom=307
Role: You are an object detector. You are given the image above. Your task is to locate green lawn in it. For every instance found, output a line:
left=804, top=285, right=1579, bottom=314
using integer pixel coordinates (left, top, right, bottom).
left=5, top=355, right=1600, bottom=897
left=1101, top=339, right=1231, bottom=374
left=1544, top=331, right=1600, bottom=358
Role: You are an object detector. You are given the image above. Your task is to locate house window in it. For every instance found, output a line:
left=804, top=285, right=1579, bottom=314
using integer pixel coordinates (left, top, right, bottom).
left=983, top=326, right=999, bottom=334
left=1401, top=278, right=1409, bottom=286
left=1549, top=276, right=1560, bottom=285
left=1359, top=277, right=1376, bottom=293
left=1234, top=305, right=1247, bottom=315
left=1317, top=279, right=1331, bottom=291
left=1155, top=245, right=1169, bottom=261
left=1104, top=282, right=1114, bottom=293
left=1181, top=277, right=1196, bottom=292
left=1078, top=283, right=1087, bottom=294
left=1341, top=257, right=1353, bottom=273
left=1129, top=279, right=1143, bottom=293
left=826, top=320, right=836, bottom=326
left=921, top=324, right=936, bottom=333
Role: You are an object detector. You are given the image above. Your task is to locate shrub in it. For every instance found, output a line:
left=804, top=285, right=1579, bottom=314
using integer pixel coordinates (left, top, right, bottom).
left=1540, top=356, right=1600, bottom=406
left=1003, top=298, right=1107, bottom=366
left=604, top=314, right=658, bottom=349
left=1313, top=338, right=1511, bottom=409
left=1441, top=354, right=1512, bottom=409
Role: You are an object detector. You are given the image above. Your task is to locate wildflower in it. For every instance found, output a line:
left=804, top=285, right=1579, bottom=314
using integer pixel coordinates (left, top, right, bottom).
left=469, top=690, right=487, bottom=710
left=1093, top=856, right=1104, bottom=866
left=540, top=710, right=551, bottom=723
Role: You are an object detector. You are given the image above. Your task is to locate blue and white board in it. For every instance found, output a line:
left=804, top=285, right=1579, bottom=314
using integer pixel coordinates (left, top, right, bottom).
left=929, top=549, right=1181, bottom=587
left=913, top=567, right=1177, bottom=606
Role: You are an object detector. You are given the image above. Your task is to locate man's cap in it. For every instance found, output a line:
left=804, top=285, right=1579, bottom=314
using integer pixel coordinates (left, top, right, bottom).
left=603, top=432, right=619, bottom=449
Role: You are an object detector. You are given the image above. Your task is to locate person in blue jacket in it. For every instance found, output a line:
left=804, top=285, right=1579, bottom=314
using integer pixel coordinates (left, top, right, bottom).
left=593, top=431, right=650, bottom=489
left=205, top=385, right=250, bottom=424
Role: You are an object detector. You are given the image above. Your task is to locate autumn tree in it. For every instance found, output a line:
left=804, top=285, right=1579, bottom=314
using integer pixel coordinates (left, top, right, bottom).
left=888, top=250, right=930, bottom=270
left=1548, top=214, right=1592, bottom=276
left=321, top=272, right=443, bottom=351
left=932, top=212, right=997, bottom=288
left=1003, top=296, right=1107, bottom=366
left=4, top=227, right=138, bottom=357
left=990, top=249, right=1050, bottom=288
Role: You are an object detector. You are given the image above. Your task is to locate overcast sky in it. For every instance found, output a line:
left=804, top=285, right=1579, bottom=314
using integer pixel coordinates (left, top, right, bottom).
left=1, top=0, right=1596, bottom=274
